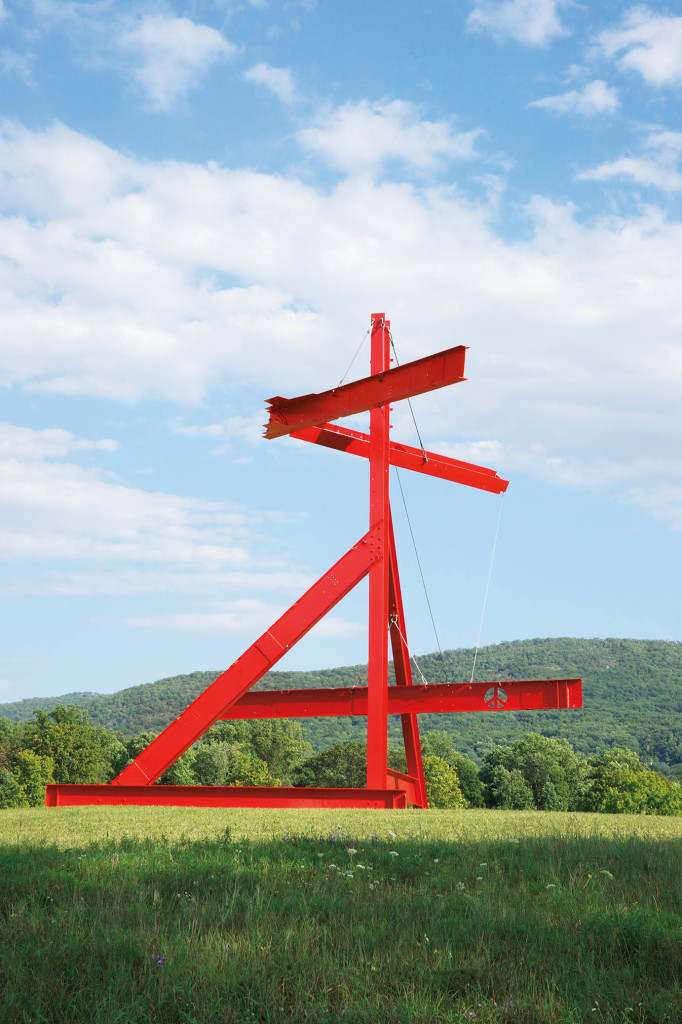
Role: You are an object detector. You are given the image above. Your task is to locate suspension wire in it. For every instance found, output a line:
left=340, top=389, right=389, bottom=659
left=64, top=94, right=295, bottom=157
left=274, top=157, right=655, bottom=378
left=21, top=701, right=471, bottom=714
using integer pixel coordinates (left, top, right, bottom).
left=388, top=329, right=427, bottom=459
left=336, top=326, right=370, bottom=389
left=389, top=614, right=431, bottom=687
left=393, top=466, right=450, bottom=685
left=470, top=491, right=505, bottom=683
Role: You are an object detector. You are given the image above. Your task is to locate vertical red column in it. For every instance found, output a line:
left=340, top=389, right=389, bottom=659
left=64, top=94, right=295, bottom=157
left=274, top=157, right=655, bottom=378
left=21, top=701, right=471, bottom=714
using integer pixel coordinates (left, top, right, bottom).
left=367, top=313, right=390, bottom=789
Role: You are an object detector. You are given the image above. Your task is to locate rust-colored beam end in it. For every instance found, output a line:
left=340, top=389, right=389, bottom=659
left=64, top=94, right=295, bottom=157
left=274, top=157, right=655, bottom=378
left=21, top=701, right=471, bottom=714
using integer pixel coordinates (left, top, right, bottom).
left=263, top=397, right=288, bottom=439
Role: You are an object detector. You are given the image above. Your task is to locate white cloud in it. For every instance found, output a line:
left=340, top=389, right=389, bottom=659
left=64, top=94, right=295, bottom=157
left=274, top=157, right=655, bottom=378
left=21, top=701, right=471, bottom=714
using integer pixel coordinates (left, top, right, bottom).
left=117, top=15, right=237, bottom=110
left=126, top=599, right=362, bottom=638
left=467, top=0, right=568, bottom=46
left=0, top=420, right=319, bottom=612
left=597, top=6, right=682, bottom=87
left=0, top=2, right=7, bottom=24
left=5, top=568, right=314, bottom=597
left=0, top=422, right=118, bottom=460
left=529, top=80, right=619, bottom=116
left=578, top=157, right=682, bottom=192
left=244, top=62, right=296, bottom=103
left=1, top=118, right=682, bottom=522
left=26, top=4, right=237, bottom=110
left=1, top=50, right=36, bottom=85
left=170, top=414, right=264, bottom=442
left=577, top=129, right=682, bottom=192
left=436, top=440, right=676, bottom=489
left=299, top=99, right=482, bottom=176
left=0, top=423, right=254, bottom=565
left=629, top=487, right=682, bottom=531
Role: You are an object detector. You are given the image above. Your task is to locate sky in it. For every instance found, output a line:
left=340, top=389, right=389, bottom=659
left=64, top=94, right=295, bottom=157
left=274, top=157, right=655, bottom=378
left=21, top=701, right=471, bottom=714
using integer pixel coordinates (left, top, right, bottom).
left=1, top=0, right=682, bottom=704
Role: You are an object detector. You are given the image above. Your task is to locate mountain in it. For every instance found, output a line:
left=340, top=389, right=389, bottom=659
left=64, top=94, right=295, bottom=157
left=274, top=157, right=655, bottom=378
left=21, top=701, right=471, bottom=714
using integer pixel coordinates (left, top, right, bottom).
left=1, top=638, right=680, bottom=765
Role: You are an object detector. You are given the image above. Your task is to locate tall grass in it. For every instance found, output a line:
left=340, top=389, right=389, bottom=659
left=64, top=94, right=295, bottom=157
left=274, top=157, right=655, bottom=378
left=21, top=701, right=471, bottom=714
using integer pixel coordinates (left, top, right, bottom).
left=1, top=808, right=680, bottom=1024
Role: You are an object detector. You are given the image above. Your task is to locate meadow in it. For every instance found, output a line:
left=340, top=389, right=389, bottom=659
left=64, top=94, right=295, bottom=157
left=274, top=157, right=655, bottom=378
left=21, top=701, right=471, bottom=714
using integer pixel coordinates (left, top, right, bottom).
left=0, top=807, right=680, bottom=1024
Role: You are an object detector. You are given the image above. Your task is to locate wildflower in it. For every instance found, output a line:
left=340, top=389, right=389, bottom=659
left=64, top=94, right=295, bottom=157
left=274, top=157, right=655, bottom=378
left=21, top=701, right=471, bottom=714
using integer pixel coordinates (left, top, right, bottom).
left=546, top=884, right=556, bottom=889
left=479, top=862, right=488, bottom=868
left=388, top=830, right=397, bottom=838
left=456, top=881, right=465, bottom=891
left=468, top=1013, right=475, bottom=1018
left=356, top=864, right=366, bottom=870
left=600, top=869, right=614, bottom=880
left=390, top=877, right=397, bottom=881
left=317, top=852, right=325, bottom=857
left=507, top=838, right=520, bottom=844
left=328, top=863, right=337, bottom=869
left=148, top=954, right=167, bottom=966
left=433, top=858, right=439, bottom=863
left=389, top=851, right=399, bottom=857
left=476, top=876, right=483, bottom=881
left=347, top=848, right=357, bottom=855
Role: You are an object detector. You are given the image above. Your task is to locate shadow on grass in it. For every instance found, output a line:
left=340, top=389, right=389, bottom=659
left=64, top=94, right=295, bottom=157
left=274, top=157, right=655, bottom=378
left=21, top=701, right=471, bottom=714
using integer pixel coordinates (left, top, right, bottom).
left=1, top=830, right=680, bottom=1024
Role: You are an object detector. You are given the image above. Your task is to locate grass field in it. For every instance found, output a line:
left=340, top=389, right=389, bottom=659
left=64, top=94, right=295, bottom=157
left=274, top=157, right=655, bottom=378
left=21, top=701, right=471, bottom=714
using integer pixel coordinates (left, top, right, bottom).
left=1, top=807, right=680, bottom=1024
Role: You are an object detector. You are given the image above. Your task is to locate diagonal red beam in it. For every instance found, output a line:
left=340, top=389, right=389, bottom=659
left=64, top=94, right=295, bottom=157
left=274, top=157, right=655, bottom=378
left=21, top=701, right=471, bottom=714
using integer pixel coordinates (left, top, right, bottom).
left=387, top=508, right=428, bottom=807
left=111, top=524, right=384, bottom=787
left=264, top=344, right=467, bottom=439
left=218, top=678, right=583, bottom=718
left=292, top=422, right=508, bottom=494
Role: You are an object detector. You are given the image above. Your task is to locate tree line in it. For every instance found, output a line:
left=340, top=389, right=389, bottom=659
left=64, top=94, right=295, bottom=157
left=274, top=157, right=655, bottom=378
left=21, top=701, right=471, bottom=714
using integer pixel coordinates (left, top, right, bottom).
left=3, top=638, right=681, bottom=768
left=1, top=706, right=680, bottom=815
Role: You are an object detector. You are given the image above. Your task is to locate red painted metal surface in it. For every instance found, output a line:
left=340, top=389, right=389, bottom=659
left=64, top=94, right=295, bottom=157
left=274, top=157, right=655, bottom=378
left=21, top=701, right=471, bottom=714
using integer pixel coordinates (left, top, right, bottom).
left=48, top=311, right=583, bottom=812
left=367, top=314, right=391, bottom=790
left=217, top=678, right=583, bottom=718
left=46, top=785, right=407, bottom=809
left=386, top=769, right=419, bottom=806
left=264, top=343, right=467, bottom=438
left=387, top=510, right=428, bottom=807
left=291, top=422, right=508, bottom=494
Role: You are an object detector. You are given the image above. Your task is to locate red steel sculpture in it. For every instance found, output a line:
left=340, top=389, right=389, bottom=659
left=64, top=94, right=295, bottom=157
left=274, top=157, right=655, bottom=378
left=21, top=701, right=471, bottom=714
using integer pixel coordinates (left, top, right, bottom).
left=46, top=314, right=582, bottom=809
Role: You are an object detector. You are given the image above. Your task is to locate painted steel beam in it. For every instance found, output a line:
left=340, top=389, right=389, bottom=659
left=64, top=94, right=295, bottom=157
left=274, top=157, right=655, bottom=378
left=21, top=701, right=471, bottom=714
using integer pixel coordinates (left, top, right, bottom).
left=264, top=344, right=467, bottom=439
left=388, top=509, right=428, bottom=808
left=111, top=523, right=384, bottom=787
left=218, top=678, right=583, bottom=718
left=45, top=784, right=407, bottom=809
left=367, top=314, right=391, bottom=790
left=386, top=768, right=419, bottom=807
left=292, top=422, right=508, bottom=494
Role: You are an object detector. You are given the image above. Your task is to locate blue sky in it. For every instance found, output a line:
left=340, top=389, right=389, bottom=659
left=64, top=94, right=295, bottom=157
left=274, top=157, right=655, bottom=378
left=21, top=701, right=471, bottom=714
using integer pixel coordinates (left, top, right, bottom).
left=1, top=0, right=682, bottom=702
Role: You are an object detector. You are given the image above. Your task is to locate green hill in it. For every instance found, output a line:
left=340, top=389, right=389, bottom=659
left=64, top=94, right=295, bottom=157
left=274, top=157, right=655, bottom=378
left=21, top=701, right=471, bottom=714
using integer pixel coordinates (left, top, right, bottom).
left=1, top=638, right=680, bottom=765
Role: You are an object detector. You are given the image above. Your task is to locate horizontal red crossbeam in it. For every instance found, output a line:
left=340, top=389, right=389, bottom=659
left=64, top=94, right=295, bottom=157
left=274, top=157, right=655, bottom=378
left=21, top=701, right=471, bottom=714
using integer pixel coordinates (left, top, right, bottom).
left=292, top=422, right=508, bottom=494
left=45, top=785, right=407, bottom=809
left=264, top=344, right=467, bottom=439
left=219, top=678, right=583, bottom=718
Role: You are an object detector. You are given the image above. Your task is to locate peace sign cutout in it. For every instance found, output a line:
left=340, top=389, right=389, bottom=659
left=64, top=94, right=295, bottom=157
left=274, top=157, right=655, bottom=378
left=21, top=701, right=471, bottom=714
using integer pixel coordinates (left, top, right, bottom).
left=484, top=685, right=507, bottom=710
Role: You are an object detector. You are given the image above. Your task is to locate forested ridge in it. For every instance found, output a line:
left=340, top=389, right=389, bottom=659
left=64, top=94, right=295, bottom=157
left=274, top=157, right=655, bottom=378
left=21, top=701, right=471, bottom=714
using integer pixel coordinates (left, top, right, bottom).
left=2, top=638, right=681, bottom=767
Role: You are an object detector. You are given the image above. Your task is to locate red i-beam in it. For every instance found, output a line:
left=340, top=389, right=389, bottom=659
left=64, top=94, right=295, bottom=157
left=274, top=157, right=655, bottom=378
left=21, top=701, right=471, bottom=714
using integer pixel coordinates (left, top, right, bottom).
left=46, top=314, right=582, bottom=809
